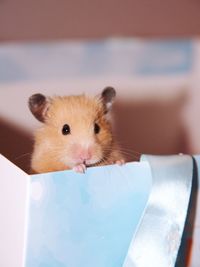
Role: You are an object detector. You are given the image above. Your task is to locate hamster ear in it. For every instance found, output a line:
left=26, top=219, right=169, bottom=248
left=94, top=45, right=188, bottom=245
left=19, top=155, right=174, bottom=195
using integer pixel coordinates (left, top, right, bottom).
left=101, top=86, right=116, bottom=112
left=28, top=93, right=50, bottom=122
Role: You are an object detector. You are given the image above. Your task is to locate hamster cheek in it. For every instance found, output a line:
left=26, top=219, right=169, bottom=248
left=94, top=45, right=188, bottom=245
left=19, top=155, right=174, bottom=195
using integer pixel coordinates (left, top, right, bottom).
left=88, top=143, right=104, bottom=164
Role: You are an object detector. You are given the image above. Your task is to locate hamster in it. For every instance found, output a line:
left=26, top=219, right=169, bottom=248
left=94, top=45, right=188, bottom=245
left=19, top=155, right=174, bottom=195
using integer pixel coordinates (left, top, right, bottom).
left=28, top=87, right=124, bottom=173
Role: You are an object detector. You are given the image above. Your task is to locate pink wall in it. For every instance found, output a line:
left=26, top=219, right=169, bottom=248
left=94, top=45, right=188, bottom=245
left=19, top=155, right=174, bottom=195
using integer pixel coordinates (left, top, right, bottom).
left=1, top=1, right=200, bottom=172
left=0, top=0, right=200, bottom=41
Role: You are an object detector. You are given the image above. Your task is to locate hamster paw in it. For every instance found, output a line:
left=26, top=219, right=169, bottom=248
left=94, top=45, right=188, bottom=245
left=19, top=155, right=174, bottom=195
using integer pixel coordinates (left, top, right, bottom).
left=73, top=163, right=86, bottom=173
left=115, top=159, right=125, bottom=166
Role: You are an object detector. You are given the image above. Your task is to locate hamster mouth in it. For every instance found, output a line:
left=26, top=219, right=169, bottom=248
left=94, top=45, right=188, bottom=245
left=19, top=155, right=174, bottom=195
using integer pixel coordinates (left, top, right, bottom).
left=85, top=157, right=107, bottom=167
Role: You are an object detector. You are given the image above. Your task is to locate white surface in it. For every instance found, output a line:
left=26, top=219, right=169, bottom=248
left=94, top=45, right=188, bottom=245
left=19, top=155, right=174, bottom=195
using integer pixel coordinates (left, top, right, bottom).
left=0, top=154, right=30, bottom=267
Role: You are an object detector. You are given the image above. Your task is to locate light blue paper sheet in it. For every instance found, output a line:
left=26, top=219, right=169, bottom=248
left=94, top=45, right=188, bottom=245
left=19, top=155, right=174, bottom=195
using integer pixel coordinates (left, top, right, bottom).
left=25, top=162, right=152, bottom=267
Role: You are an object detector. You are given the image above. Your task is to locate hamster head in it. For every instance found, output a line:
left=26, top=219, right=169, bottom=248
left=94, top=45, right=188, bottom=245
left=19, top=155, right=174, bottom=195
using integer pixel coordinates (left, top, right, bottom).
left=29, top=87, right=117, bottom=172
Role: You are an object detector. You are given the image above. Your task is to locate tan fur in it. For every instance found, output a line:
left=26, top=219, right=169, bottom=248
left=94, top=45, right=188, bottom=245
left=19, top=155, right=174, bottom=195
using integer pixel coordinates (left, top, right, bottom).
left=31, top=94, right=123, bottom=173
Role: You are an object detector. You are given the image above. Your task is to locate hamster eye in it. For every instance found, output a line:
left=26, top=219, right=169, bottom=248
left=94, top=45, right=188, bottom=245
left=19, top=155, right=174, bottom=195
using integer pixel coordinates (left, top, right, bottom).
left=94, top=123, right=100, bottom=134
left=62, top=124, right=70, bottom=135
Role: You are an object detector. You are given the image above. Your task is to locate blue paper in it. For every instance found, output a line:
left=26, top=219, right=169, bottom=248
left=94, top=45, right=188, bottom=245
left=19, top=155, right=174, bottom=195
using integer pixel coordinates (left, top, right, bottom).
left=25, top=162, right=152, bottom=267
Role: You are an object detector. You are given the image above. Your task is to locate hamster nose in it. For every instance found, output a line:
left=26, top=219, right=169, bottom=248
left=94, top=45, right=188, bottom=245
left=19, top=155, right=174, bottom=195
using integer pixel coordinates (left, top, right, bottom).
left=78, top=149, right=92, bottom=162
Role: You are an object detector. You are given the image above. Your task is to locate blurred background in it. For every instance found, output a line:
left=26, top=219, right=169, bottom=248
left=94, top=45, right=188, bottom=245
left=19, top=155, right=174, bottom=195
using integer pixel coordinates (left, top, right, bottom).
left=1, top=0, right=200, bottom=173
